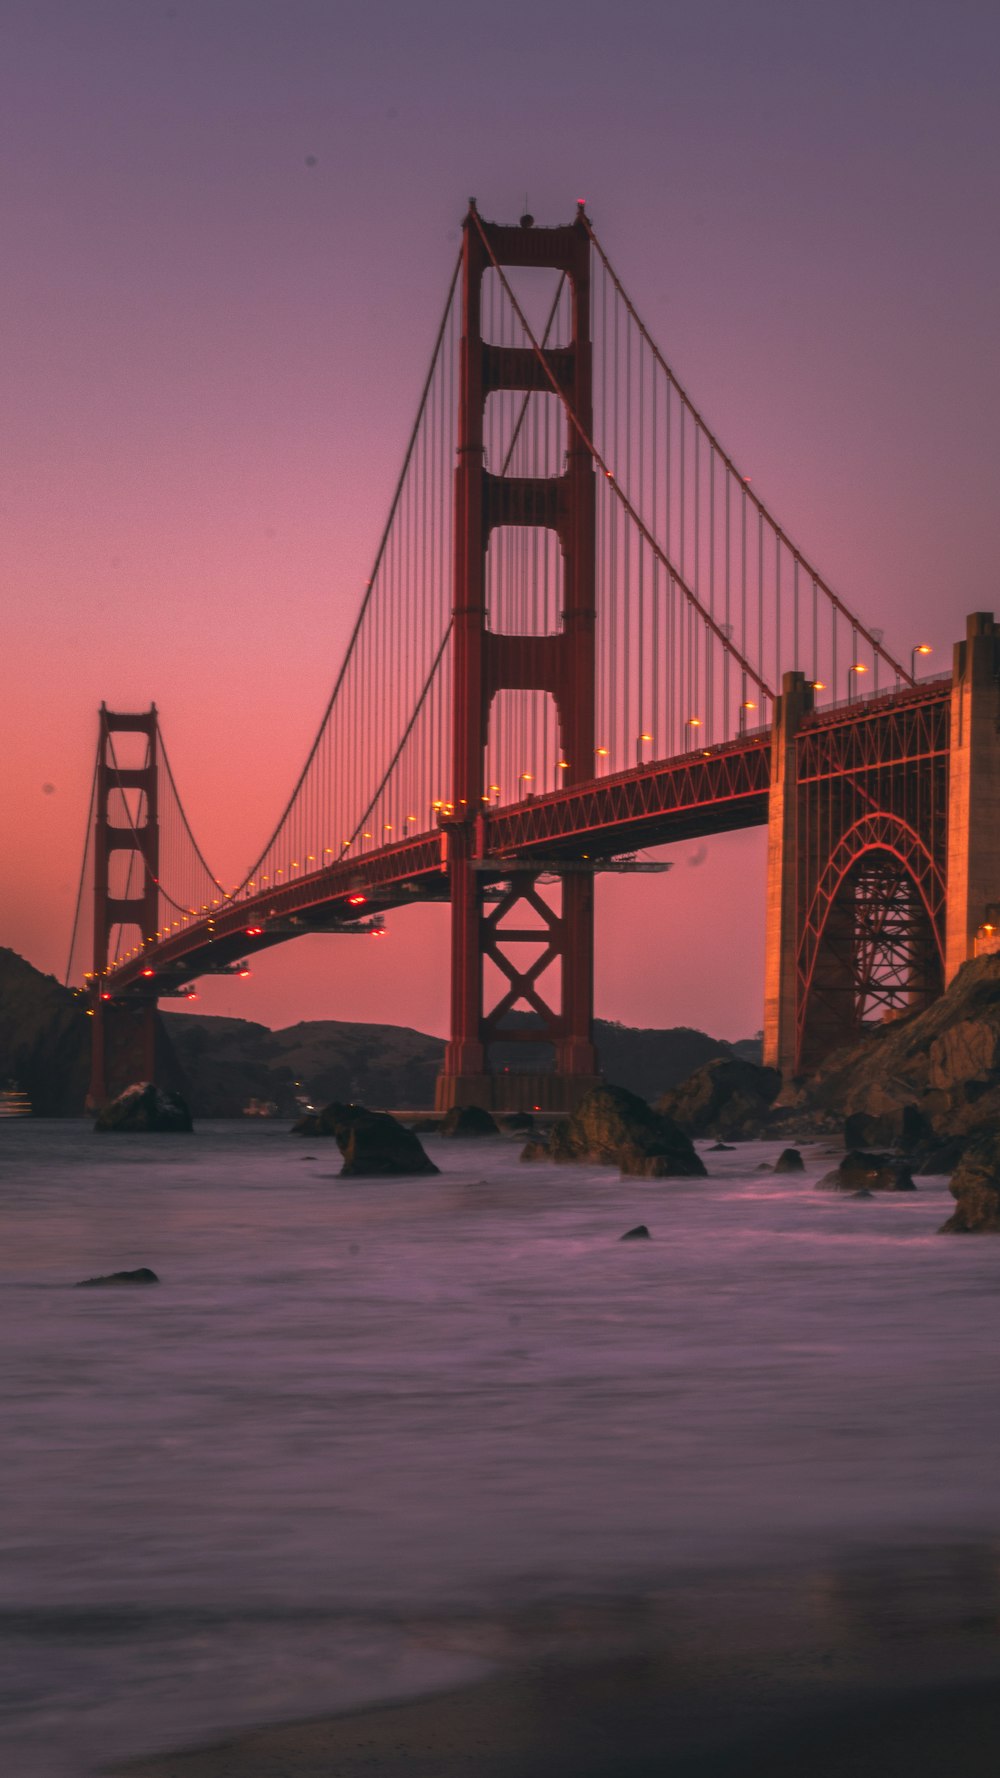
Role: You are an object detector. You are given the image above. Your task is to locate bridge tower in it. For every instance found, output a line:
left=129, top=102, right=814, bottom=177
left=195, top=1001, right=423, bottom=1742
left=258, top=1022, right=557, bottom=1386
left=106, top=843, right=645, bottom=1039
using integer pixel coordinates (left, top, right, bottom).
left=435, top=205, right=601, bottom=1114
left=945, top=612, right=1000, bottom=981
left=87, top=705, right=162, bottom=1109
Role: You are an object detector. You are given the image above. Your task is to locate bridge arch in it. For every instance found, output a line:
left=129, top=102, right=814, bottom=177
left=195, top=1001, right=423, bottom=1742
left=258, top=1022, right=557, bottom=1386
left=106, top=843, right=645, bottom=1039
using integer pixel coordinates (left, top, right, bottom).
left=797, top=813, right=945, bottom=1069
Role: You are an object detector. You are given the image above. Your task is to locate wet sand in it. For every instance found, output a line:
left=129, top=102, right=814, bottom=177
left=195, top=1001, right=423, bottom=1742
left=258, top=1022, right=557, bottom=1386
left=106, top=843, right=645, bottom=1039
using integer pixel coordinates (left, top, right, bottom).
left=110, top=1549, right=1000, bottom=1777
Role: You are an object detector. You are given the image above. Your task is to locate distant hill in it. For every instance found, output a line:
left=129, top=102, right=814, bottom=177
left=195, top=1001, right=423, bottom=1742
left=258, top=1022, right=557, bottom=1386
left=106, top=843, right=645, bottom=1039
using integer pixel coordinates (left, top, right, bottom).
left=0, top=946, right=749, bottom=1115
left=0, top=947, right=90, bottom=1114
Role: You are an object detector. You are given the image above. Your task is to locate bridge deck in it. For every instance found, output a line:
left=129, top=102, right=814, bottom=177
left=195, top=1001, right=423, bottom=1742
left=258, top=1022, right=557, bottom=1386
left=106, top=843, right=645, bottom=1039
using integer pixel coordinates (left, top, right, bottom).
left=102, top=678, right=952, bottom=1001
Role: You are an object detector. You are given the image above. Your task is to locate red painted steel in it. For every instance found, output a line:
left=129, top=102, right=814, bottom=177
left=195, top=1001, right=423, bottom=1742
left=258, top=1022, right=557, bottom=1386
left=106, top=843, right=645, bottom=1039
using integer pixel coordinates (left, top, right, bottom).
left=441, top=205, right=598, bottom=1095
left=89, top=705, right=159, bottom=1105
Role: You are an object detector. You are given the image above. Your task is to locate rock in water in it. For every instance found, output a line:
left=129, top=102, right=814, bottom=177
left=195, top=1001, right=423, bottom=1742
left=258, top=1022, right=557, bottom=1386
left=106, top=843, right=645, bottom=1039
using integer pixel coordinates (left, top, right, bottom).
left=773, top=1147, right=805, bottom=1173
left=816, top=1150, right=916, bottom=1193
left=94, top=1083, right=192, bottom=1133
left=501, top=1111, right=535, bottom=1134
left=619, top=1224, right=651, bottom=1241
left=939, top=1136, right=1000, bottom=1232
left=522, top=1084, right=705, bottom=1178
left=439, top=1104, right=500, bottom=1138
left=655, top=1057, right=781, bottom=1140
left=76, top=1267, right=160, bottom=1287
left=293, top=1101, right=438, bottom=1176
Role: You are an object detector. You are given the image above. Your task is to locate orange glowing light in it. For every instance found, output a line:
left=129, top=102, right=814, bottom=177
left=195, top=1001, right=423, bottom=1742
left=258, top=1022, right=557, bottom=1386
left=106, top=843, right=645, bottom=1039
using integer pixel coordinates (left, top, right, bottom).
left=348, top=894, right=366, bottom=906
left=141, top=967, right=154, bottom=977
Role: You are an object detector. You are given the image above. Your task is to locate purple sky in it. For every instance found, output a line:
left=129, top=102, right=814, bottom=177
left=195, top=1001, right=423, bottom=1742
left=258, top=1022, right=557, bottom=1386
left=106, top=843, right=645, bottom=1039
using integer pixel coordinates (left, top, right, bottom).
left=3, top=0, right=999, bottom=1040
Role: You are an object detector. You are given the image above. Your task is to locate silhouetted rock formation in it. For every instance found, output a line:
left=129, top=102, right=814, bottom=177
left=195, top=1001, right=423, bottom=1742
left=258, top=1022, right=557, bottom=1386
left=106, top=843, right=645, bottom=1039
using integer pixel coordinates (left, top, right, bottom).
left=294, top=1101, right=438, bottom=1176
left=787, top=956, right=1000, bottom=1157
left=439, top=1104, right=500, bottom=1138
left=0, top=948, right=90, bottom=1115
left=939, top=1136, right=1000, bottom=1232
left=655, top=1057, right=782, bottom=1139
left=773, top=1147, right=804, bottom=1173
left=75, top=1267, right=160, bottom=1287
left=816, top=1151, right=916, bottom=1193
left=95, top=1084, right=193, bottom=1133
left=619, top=1224, right=651, bottom=1240
left=522, top=1084, right=705, bottom=1178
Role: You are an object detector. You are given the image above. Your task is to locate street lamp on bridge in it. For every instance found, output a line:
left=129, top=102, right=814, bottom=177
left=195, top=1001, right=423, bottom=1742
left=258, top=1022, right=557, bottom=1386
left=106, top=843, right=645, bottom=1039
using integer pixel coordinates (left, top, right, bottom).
left=847, top=661, right=867, bottom=701
left=636, top=732, right=653, bottom=765
left=911, top=642, right=932, bottom=679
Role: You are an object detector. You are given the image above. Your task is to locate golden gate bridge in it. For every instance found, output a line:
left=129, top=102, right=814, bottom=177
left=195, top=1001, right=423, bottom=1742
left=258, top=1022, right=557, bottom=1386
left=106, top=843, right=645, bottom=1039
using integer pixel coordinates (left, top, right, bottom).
left=66, top=204, right=1000, bottom=1111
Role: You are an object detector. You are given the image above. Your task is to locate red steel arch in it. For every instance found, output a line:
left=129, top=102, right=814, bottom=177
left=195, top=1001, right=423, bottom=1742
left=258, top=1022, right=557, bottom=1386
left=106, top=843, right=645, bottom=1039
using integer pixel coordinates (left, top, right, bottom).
left=796, top=812, right=946, bottom=1065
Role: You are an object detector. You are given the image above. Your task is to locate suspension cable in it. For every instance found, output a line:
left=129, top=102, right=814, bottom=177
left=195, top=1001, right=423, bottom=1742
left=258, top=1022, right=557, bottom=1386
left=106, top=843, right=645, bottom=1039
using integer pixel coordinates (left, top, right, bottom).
left=470, top=208, right=775, bottom=703
left=64, top=751, right=99, bottom=985
left=581, top=213, right=913, bottom=687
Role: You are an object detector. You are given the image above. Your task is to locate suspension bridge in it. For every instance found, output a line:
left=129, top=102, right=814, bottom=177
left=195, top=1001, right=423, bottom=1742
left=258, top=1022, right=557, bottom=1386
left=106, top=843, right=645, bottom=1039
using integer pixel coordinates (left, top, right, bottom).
left=67, top=204, right=1000, bottom=1113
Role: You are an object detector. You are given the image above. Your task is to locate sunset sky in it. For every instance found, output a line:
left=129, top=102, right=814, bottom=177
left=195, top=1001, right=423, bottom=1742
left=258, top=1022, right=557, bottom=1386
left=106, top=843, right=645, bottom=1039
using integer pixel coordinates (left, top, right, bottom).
left=3, top=0, right=999, bottom=1041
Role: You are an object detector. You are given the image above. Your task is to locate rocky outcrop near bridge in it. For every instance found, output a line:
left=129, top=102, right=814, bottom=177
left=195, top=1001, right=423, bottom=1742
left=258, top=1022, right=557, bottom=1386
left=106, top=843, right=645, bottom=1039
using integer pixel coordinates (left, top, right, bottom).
left=654, top=1056, right=782, bottom=1140
left=439, top=1104, right=501, bottom=1138
left=294, top=1101, right=439, bottom=1176
left=786, top=955, right=1000, bottom=1154
left=94, top=1083, right=193, bottom=1132
left=815, top=1151, right=916, bottom=1193
left=939, top=1134, right=1000, bottom=1232
left=522, top=1084, right=706, bottom=1178
left=0, top=948, right=90, bottom=1115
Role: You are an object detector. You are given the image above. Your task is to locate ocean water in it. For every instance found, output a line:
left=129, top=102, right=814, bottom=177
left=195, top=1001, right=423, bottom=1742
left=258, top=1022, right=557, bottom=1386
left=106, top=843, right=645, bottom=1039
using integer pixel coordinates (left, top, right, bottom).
left=2, top=1119, right=999, bottom=1775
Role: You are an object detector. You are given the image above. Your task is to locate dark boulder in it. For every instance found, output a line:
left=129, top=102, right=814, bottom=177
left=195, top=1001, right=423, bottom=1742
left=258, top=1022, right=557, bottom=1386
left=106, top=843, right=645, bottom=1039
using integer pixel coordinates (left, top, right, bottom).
left=619, top=1225, right=651, bottom=1241
left=501, top=1111, right=535, bottom=1133
left=939, top=1136, right=1000, bottom=1232
left=523, top=1084, right=705, bottom=1178
left=709, top=1141, right=736, bottom=1151
left=915, top=1136, right=967, bottom=1176
left=76, top=1267, right=160, bottom=1287
left=95, top=1083, right=193, bottom=1133
left=293, top=1101, right=438, bottom=1176
left=655, top=1057, right=781, bottom=1140
left=520, top=1135, right=551, bottom=1163
left=439, top=1104, right=500, bottom=1138
left=816, top=1150, right=916, bottom=1193
left=773, top=1147, right=805, bottom=1174
left=844, top=1104, right=928, bottom=1152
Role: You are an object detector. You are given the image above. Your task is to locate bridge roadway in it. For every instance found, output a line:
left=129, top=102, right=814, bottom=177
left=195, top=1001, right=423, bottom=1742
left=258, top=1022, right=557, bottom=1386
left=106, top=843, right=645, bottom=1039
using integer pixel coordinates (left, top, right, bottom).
left=103, top=676, right=951, bottom=1005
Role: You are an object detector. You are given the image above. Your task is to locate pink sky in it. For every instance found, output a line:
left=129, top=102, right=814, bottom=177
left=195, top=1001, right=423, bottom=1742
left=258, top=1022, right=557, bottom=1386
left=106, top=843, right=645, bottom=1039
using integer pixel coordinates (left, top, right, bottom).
left=3, top=0, right=998, bottom=1041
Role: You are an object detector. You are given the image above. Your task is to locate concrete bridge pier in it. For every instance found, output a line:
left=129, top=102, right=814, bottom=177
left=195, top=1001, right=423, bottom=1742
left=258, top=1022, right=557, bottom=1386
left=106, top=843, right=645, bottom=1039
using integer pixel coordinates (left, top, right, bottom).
left=762, top=671, right=814, bottom=1080
left=945, top=611, right=1000, bottom=982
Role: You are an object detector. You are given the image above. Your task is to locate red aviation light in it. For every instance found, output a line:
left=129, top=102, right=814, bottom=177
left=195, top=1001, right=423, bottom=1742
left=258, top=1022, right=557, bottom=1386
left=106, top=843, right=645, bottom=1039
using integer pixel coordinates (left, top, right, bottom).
left=348, top=894, right=366, bottom=906
left=141, top=968, right=154, bottom=977
left=237, top=968, right=251, bottom=978
left=246, top=926, right=263, bottom=937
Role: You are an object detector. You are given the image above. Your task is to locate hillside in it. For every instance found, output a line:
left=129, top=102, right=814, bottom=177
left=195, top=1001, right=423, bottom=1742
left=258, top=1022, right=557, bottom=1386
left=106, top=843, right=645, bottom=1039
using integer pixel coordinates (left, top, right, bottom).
left=0, top=947, right=746, bottom=1116
left=0, top=948, right=91, bottom=1114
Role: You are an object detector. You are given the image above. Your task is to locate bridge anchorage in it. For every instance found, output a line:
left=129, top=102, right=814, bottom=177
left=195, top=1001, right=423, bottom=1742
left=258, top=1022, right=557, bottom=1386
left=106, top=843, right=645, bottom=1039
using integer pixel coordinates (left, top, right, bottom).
left=68, top=206, right=1000, bottom=1111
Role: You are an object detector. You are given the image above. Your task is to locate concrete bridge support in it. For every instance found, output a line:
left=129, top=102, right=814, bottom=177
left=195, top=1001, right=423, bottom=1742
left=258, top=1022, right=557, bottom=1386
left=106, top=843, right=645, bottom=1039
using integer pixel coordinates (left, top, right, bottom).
left=945, top=612, right=1000, bottom=983
left=762, top=672, right=813, bottom=1079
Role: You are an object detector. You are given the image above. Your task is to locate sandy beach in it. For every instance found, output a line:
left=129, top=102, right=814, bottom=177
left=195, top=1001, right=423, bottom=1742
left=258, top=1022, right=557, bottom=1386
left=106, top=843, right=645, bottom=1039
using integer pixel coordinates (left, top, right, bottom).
left=111, top=1551, right=1000, bottom=1777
